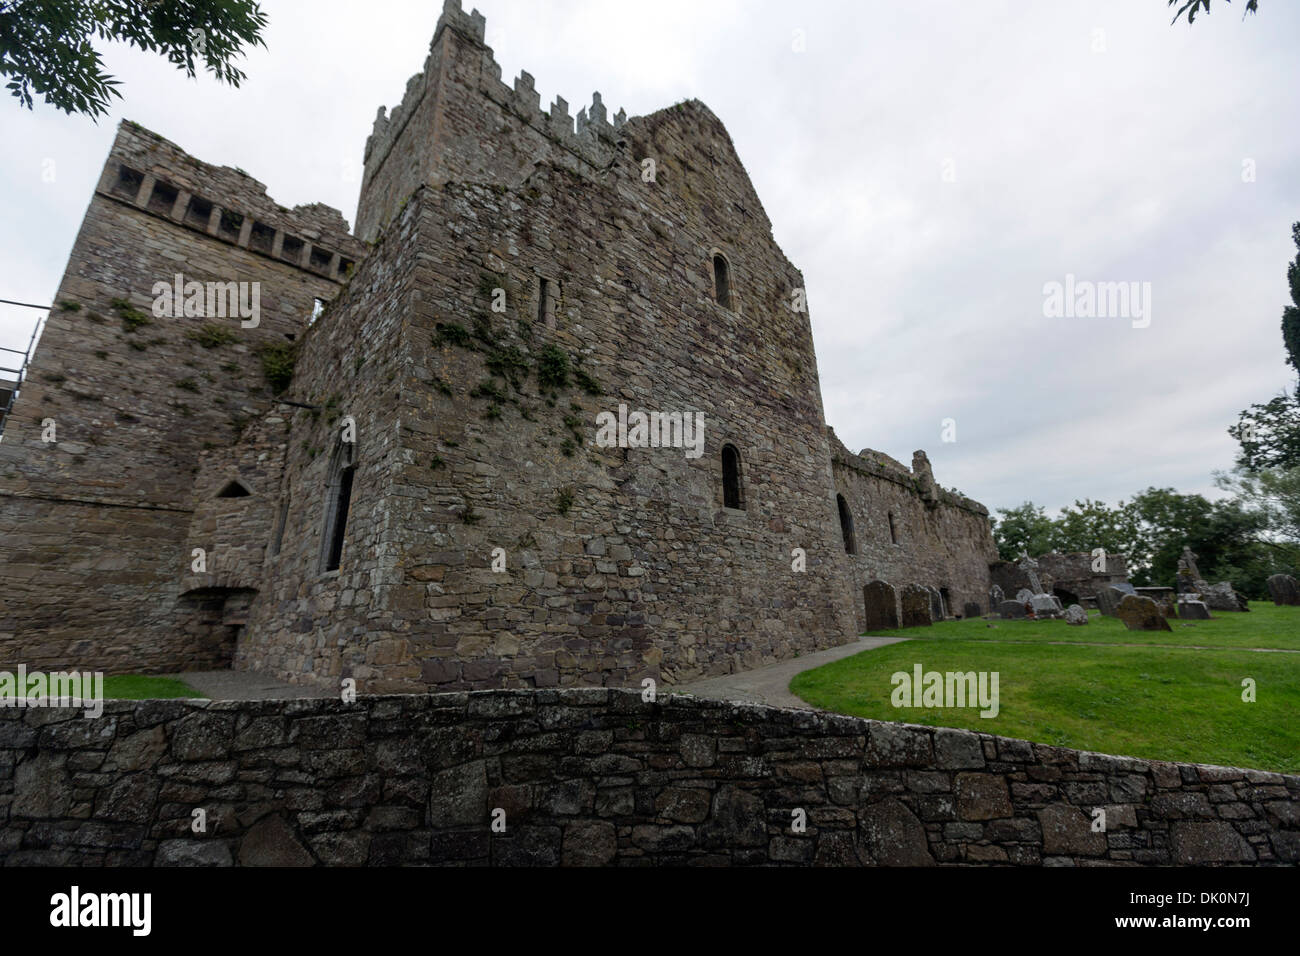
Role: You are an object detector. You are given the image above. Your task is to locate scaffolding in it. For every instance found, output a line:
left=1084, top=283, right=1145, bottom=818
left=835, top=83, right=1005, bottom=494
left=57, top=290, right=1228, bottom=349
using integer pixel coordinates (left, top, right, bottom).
left=0, top=300, right=48, bottom=440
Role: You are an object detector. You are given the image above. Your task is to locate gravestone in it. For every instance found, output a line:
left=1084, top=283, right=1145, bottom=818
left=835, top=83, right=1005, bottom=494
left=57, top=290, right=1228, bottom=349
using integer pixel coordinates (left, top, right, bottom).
left=999, top=600, right=1027, bottom=620
left=1018, top=553, right=1043, bottom=593
left=1200, top=581, right=1248, bottom=612
left=1112, top=582, right=1137, bottom=597
left=863, top=580, right=900, bottom=631
left=963, top=601, right=982, bottom=620
left=927, top=586, right=946, bottom=622
left=1096, top=587, right=1124, bottom=617
left=1135, top=587, right=1175, bottom=617
left=1177, top=599, right=1211, bottom=620
left=1117, top=594, right=1173, bottom=632
left=1267, top=574, right=1300, bottom=606
left=1064, top=604, right=1088, bottom=625
left=989, top=584, right=1004, bottom=607
left=899, top=585, right=933, bottom=628
left=1030, top=594, right=1062, bottom=619
left=1015, top=589, right=1034, bottom=604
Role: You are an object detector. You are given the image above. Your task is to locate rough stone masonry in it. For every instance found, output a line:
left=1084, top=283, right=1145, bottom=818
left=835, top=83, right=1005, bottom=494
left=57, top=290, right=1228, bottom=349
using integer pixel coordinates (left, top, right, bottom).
left=0, top=0, right=997, bottom=692
left=0, top=691, right=1295, bottom=867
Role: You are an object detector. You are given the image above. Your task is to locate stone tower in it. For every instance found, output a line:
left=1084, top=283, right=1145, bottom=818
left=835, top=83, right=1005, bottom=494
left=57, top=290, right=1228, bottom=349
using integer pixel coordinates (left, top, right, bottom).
left=0, top=0, right=997, bottom=691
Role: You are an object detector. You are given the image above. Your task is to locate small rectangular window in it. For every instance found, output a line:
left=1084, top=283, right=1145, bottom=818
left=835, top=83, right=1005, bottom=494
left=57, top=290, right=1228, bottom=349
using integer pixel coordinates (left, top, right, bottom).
left=113, top=165, right=143, bottom=200
left=218, top=209, right=244, bottom=241
left=537, top=277, right=557, bottom=329
left=281, top=234, right=304, bottom=264
left=309, top=246, right=333, bottom=273
left=250, top=221, right=275, bottom=254
left=148, top=180, right=179, bottom=216
left=185, top=195, right=213, bottom=230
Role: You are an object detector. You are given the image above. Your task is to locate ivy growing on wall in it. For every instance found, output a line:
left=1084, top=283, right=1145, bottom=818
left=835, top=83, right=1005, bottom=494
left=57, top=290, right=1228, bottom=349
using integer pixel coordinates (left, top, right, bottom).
left=429, top=270, right=603, bottom=456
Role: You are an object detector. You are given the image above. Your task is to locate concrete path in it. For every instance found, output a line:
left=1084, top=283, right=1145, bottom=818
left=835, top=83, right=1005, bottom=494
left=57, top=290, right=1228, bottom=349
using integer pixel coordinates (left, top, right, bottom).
left=167, top=670, right=330, bottom=701
left=167, top=636, right=911, bottom=706
left=672, top=636, right=910, bottom=710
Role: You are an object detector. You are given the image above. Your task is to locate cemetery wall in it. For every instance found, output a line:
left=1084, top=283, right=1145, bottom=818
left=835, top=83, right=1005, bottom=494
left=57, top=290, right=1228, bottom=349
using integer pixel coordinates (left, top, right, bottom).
left=2, top=689, right=1295, bottom=866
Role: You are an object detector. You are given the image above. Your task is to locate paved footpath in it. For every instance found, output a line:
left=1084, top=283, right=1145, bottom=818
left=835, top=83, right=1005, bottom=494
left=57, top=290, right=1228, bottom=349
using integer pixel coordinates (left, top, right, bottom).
left=167, top=637, right=909, bottom=705
left=672, top=636, right=910, bottom=710
left=166, top=670, right=331, bottom=701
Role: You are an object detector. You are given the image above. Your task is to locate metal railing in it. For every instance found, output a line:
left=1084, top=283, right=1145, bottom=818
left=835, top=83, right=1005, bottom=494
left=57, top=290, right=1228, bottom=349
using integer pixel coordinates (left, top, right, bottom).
left=0, top=302, right=48, bottom=439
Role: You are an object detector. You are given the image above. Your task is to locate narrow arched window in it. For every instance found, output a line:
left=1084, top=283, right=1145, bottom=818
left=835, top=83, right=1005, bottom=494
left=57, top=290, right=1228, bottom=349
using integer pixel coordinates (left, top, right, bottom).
left=721, top=444, right=743, bottom=510
left=888, top=511, right=898, bottom=544
left=713, top=254, right=731, bottom=309
left=837, top=494, right=856, bottom=554
left=270, top=496, right=290, bottom=557
left=321, top=440, right=356, bottom=572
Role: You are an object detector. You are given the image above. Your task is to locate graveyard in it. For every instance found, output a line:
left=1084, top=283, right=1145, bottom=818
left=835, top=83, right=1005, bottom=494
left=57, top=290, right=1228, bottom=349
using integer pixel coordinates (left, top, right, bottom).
left=789, top=604, right=1300, bottom=773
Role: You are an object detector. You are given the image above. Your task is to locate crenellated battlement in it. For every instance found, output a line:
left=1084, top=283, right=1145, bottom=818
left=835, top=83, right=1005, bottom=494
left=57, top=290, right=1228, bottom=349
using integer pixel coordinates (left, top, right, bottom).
left=106, top=121, right=366, bottom=281
left=828, top=428, right=988, bottom=516
left=357, top=0, right=628, bottom=241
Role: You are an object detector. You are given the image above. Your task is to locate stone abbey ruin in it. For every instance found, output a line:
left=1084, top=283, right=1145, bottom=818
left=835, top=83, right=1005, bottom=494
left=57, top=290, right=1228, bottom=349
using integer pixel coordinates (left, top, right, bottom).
left=3, top=1, right=1299, bottom=872
left=7, top=0, right=1033, bottom=693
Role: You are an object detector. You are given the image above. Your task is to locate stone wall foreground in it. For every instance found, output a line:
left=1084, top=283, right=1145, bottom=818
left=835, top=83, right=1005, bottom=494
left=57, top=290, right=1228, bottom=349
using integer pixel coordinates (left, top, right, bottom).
left=1, top=689, right=1295, bottom=866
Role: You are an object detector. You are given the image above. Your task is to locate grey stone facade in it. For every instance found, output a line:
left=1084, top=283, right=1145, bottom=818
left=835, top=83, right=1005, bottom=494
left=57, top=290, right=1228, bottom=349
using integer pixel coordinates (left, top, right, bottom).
left=0, top=0, right=997, bottom=692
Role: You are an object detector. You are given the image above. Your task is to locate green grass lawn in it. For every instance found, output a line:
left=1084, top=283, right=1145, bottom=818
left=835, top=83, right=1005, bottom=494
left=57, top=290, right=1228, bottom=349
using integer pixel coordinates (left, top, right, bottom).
left=101, top=675, right=206, bottom=700
left=790, top=605, right=1300, bottom=773
left=896, top=603, right=1300, bottom=650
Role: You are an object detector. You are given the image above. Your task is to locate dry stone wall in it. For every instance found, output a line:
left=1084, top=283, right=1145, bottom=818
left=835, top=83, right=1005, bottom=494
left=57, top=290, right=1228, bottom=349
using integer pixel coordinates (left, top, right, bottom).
left=1, top=689, right=1295, bottom=866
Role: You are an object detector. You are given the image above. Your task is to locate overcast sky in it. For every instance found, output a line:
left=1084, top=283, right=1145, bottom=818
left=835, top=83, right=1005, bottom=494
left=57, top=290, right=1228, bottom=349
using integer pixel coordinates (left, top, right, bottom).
left=3, top=0, right=1297, bottom=515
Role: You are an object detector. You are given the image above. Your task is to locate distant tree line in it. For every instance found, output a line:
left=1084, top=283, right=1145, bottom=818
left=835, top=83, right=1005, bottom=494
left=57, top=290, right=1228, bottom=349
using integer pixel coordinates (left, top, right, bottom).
left=994, top=221, right=1300, bottom=598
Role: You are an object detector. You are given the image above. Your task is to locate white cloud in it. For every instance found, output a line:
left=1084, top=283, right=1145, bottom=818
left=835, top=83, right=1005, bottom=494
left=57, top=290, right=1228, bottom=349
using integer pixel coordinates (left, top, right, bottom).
left=1, top=0, right=1296, bottom=514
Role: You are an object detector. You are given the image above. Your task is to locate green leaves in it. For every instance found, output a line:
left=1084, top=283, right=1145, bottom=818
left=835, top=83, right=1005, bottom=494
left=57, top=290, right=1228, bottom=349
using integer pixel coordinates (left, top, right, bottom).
left=1168, top=0, right=1260, bottom=26
left=1, top=0, right=268, bottom=118
left=1231, top=222, right=1300, bottom=473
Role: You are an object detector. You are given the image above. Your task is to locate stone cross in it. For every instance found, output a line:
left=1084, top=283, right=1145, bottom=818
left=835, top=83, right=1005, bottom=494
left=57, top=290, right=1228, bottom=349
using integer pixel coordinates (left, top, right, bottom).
left=1017, top=553, right=1043, bottom=594
left=1179, top=546, right=1202, bottom=581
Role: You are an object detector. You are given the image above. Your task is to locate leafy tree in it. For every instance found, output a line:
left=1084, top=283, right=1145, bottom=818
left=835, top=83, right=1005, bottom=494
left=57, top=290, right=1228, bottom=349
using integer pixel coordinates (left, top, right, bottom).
left=991, top=502, right=1055, bottom=562
left=1230, top=222, right=1300, bottom=471
left=1217, top=467, right=1300, bottom=560
left=1282, top=221, right=1300, bottom=374
left=1169, top=0, right=1260, bottom=25
left=1051, top=498, right=1146, bottom=565
left=1, top=0, right=267, bottom=119
left=1129, top=487, right=1271, bottom=592
left=1229, top=393, right=1300, bottom=472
